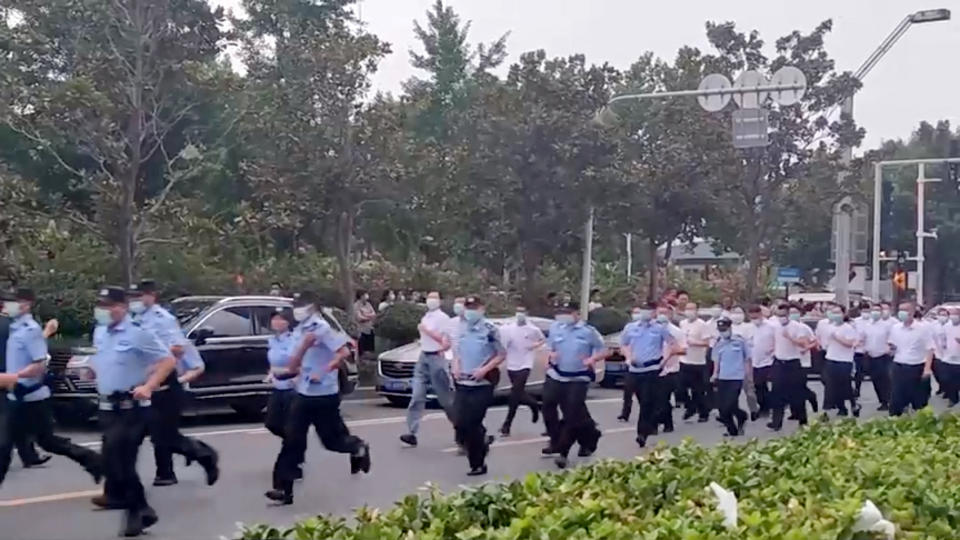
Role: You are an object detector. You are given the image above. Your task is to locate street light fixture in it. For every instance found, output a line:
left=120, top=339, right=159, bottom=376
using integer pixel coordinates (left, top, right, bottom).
left=910, top=9, right=951, bottom=23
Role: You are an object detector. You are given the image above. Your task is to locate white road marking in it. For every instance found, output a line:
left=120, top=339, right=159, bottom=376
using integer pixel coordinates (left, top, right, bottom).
left=0, top=489, right=102, bottom=508
left=441, top=426, right=636, bottom=453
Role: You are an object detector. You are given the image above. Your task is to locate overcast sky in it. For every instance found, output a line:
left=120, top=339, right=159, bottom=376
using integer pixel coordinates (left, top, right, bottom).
left=213, top=0, right=958, bottom=152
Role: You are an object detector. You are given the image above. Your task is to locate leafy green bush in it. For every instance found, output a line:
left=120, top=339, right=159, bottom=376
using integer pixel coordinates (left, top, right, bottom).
left=235, top=411, right=960, bottom=539
left=373, top=302, right=427, bottom=345
left=587, top=306, right=629, bottom=335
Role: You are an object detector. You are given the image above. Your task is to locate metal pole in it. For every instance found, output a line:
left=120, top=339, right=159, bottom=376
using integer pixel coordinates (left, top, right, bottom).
left=872, top=163, right=882, bottom=300
left=580, top=206, right=594, bottom=312
left=834, top=97, right=854, bottom=309
left=916, top=164, right=925, bottom=306
left=625, top=233, right=632, bottom=280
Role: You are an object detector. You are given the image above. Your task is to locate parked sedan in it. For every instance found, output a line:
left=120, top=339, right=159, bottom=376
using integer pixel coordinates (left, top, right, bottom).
left=376, top=316, right=607, bottom=406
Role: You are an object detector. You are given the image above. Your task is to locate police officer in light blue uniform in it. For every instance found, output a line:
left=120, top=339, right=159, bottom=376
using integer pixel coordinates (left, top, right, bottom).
left=128, top=280, right=218, bottom=488
left=541, top=301, right=607, bottom=469
left=620, top=301, right=674, bottom=448
left=89, top=286, right=176, bottom=537
left=0, top=287, right=101, bottom=485
left=264, top=307, right=304, bottom=479
left=266, top=291, right=371, bottom=505
left=451, top=296, right=505, bottom=476
left=710, top=317, right=750, bottom=437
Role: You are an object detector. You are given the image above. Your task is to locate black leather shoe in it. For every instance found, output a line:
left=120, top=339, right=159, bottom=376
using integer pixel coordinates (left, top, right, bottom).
left=85, top=462, right=103, bottom=484
left=350, top=443, right=371, bottom=474
left=636, top=436, right=646, bottom=448
left=663, top=425, right=674, bottom=433
left=22, top=455, right=52, bottom=468
left=616, top=415, right=629, bottom=423
left=577, top=446, right=594, bottom=457
left=540, top=446, right=558, bottom=456
left=121, top=509, right=144, bottom=537
left=852, top=404, right=862, bottom=418
left=750, top=411, right=760, bottom=422
left=140, top=506, right=158, bottom=529
left=766, top=422, right=781, bottom=432
left=485, top=435, right=495, bottom=446
left=90, top=494, right=125, bottom=510
left=399, top=434, right=418, bottom=447
left=499, top=425, right=510, bottom=437
left=531, top=406, right=540, bottom=424
left=265, top=489, right=293, bottom=505
left=554, top=456, right=568, bottom=469
left=152, top=476, right=178, bottom=487
left=467, top=465, right=488, bottom=476
left=198, top=452, right=220, bottom=486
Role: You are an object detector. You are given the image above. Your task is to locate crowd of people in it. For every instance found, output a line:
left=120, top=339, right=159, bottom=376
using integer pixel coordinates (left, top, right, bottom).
left=2, top=281, right=957, bottom=537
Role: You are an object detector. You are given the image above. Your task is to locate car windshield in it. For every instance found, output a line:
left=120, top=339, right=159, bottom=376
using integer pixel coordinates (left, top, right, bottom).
left=171, top=298, right=219, bottom=327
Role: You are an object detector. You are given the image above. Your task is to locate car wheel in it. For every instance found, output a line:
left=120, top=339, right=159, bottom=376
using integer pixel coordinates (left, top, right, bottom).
left=231, top=398, right=267, bottom=420
left=385, top=396, right=410, bottom=407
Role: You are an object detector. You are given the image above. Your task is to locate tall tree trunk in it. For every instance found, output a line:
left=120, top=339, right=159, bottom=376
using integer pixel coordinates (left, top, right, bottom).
left=335, top=210, right=355, bottom=313
left=647, top=238, right=658, bottom=302
left=520, top=245, right=542, bottom=311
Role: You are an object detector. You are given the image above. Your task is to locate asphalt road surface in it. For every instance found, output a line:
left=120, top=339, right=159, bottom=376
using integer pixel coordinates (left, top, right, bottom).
left=0, top=383, right=943, bottom=540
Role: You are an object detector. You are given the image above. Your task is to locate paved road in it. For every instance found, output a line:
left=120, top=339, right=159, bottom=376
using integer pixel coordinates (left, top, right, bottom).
left=0, top=384, right=934, bottom=540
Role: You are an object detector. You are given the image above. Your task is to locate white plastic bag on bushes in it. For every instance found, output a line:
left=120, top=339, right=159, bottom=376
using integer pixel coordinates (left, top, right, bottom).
left=851, top=500, right=895, bottom=539
left=708, top=482, right=738, bottom=529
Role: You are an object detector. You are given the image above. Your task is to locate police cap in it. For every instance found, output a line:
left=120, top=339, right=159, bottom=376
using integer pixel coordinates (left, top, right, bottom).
left=292, top=291, right=318, bottom=308
left=98, top=286, right=128, bottom=305
left=271, top=306, right=295, bottom=325
left=556, top=300, right=580, bottom=313
left=129, top=279, right=157, bottom=297
left=14, top=288, right=36, bottom=302
left=716, top=317, right=732, bottom=331
left=464, top=296, right=484, bottom=309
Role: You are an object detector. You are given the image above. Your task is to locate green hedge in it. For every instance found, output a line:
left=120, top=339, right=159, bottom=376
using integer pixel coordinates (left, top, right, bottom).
left=237, top=411, right=960, bottom=539
left=373, top=302, right=427, bottom=345
left=587, top=306, right=629, bottom=336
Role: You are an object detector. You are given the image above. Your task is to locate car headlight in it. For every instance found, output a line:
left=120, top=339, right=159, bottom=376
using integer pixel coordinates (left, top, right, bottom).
left=65, top=355, right=96, bottom=381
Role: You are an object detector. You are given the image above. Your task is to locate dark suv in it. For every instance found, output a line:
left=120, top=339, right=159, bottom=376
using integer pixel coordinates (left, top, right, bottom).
left=49, top=296, right=359, bottom=423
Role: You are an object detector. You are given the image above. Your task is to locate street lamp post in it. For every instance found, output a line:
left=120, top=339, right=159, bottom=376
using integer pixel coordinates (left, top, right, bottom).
left=833, top=8, right=950, bottom=307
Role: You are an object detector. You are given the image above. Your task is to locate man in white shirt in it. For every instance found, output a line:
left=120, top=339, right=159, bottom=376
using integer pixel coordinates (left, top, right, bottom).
left=679, top=303, right=712, bottom=422
left=401, top=292, right=454, bottom=447
left=730, top=306, right=760, bottom=418
left=821, top=305, right=861, bottom=417
left=498, top=307, right=545, bottom=436
left=930, top=307, right=950, bottom=398
left=863, top=304, right=892, bottom=410
left=769, top=304, right=811, bottom=430
left=851, top=304, right=871, bottom=398
left=748, top=305, right=775, bottom=418
left=886, top=302, right=934, bottom=416
left=658, top=306, right=683, bottom=433
left=941, top=307, right=960, bottom=406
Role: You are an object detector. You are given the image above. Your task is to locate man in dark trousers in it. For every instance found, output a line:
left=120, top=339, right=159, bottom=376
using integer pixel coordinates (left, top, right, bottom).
left=0, top=303, right=47, bottom=468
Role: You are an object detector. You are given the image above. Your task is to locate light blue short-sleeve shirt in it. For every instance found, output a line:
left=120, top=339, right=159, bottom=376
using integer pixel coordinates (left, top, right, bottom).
left=714, top=335, right=750, bottom=381
left=5, top=314, right=50, bottom=402
left=136, top=305, right=184, bottom=350
left=455, top=319, right=505, bottom=386
left=296, top=314, right=349, bottom=397
left=267, top=331, right=297, bottom=391
left=623, top=321, right=673, bottom=373
left=547, top=321, right=605, bottom=382
left=91, top=317, right=171, bottom=396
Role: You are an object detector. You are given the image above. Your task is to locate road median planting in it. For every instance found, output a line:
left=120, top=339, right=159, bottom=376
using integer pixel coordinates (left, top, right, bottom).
left=237, top=410, right=960, bottom=539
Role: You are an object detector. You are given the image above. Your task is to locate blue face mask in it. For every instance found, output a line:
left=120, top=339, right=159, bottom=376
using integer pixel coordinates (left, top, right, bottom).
left=464, top=309, right=482, bottom=324
left=788, top=312, right=801, bottom=322
left=93, top=307, right=112, bottom=326
left=897, top=310, right=909, bottom=322
left=656, top=314, right=669, bottom=324
left=556, top=314, right=575, bottom=325
left=637, top=310, right=652, bottom=322
left=719, top=330, right=732, bottom=338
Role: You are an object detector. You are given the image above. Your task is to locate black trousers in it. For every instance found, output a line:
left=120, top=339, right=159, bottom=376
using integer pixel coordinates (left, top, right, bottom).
left=0, top=398, right=40, bottom=466
left=939, top=362, right=960, bottom=404
left=657, top=372, right=678, bottom=430
left=273, top=393, right=364, bottom=493
left=541, top=378, right=595, bottom=458
left=265, top=389, right=304, bottom=466
left=453, top=384, right=494, bottom=469
left=502, top=368, right=538, bottom=430
left=680, top=363, right=710, bottom=420
left=890, top=363, right=928, bottom=416
left=150, top=383, right=216, bottom=479
left=100, top=407, right=150, bottom=511
left=620, top=371, right=635, bottom=419
left=770, top=358, right=807, bottom=428
left=867, top=355, right=892, bottom=407
left=625, top=371, right=662, bottom=438
left=753, top=365, right=773, bottom=414
left=715, top=380, right=746, bottom=436
left=823, top=360, right=857, bottom=413
left=853, top=353, right=866, bottom=397
left=0, top=398, right=100, bottom=484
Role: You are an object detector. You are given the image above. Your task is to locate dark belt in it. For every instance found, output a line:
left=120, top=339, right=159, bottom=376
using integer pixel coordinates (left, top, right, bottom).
left=422, top=350, right=442, bottom=356
left=636, top=358, right=662, bottom=368
left=774, top=357, right=800, bottom=363
left=10, top=382, right=44, bottom=401
left=99, top=390, right=150, bottom=411
left=549, top=364, right=596, bottom=381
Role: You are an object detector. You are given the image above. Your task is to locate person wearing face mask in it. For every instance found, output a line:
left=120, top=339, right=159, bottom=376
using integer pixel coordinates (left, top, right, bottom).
left=679, top=302, right=712, bottom=423
left=863, top=304, right=892, bottom=410
left=377, top=290, right=396, bottom=312
left=931, top=307, right=950, bottom=398
left=850, top=304, right=871, bottom=399
left=266, top=291, right=371, bottom=505
left=450, top=297, right=504, bottom=475
left=821, top=306, right=861, bottom=417
left=445, top=297, right=467, bottom=362
left=730, top=306, right=760, bottom=419
left=352, top=290, right=377, bottom=359
left=711, top=317, right=750, bottom=437
left=940, top=307, right=960, bottom=407
left=617, top=307, right=643, bottom=423
left=263, top=308, right=303, bottom=479
left=540, top=301, right=607, bottom=469
left=657, top=305, right=684, bottom=433
left=792, top=306, right=819, bottom=418
left=768, top=304, right=810, bottom=430
left=0, top=287, right=102, bottom=490
left=886, top=302, right=935, bottom=416
left=400, top=291, right=455, bottom=447
left=126, top=280, right=218, bottom=490
left=87, top=286, right=177, bottom=536
left=619, top=302, right=675, bottom=448
left=747, top=305, right=775, bottom=419
left=498, top=306, right=544, bottom=437
left=879, top=302, right=895, bottom=329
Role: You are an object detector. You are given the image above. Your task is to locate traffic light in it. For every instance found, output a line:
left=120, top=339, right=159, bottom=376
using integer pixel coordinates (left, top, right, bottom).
left=893, top=270, right=907, bottom=291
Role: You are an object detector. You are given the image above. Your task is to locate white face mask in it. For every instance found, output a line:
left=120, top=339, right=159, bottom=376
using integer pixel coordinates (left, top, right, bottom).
left=2, top=301, right=21, bottom=318
left=453, top=303, right=465, bottom=316
left=515, top=312, right=527, bottom=323
left=93, top=307, right=112, bottom=326
left=129, top=300, right=146, bottom=315
left=556, top=314, right=575, bottom=325
left=425, top=298, right=441, bottom=311
left=938, top=315, right=949, bottom=325
left=731, top=312, right=745, bottom=324
left=293, top=306, right=311, bottom=322
left=684, top=310, right=697, bottom=320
